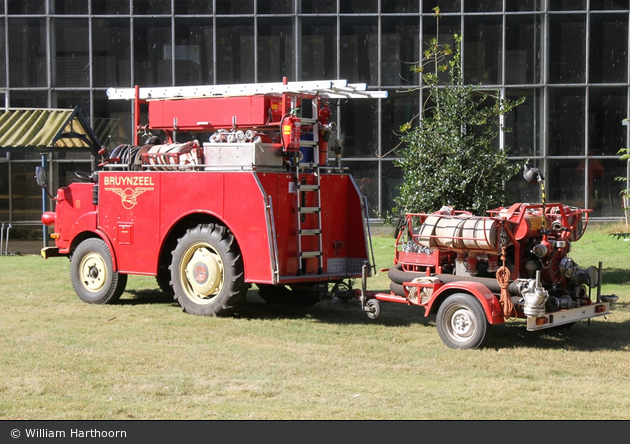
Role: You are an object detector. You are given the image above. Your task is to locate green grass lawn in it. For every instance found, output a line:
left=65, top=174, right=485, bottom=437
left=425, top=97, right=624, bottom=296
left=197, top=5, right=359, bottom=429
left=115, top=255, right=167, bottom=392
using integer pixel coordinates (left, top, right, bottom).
left=1, top=224, right=629, bottom=420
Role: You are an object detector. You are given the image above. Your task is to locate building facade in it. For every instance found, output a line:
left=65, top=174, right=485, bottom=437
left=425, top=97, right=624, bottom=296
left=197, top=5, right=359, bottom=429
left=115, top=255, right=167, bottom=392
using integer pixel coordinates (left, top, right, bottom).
left=1, top=0, right=629, bottom=237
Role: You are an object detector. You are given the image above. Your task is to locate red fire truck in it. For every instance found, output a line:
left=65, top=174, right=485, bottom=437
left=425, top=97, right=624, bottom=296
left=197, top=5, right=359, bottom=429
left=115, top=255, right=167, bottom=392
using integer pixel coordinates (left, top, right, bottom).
left=40, top=79, right=385, bottom=315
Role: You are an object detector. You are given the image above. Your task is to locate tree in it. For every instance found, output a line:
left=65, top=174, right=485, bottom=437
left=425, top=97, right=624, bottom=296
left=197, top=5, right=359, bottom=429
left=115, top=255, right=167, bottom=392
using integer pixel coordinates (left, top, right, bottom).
left=391, top=8, right=524, bottom=217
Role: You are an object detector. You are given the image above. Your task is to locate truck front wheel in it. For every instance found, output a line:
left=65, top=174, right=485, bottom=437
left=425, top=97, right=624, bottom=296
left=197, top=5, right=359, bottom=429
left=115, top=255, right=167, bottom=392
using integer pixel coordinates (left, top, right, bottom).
left=170, top=223, right=246, bottom=316
left=70, top=237, right=127, bottom=304
left=436, top=293, right=491, bottom=349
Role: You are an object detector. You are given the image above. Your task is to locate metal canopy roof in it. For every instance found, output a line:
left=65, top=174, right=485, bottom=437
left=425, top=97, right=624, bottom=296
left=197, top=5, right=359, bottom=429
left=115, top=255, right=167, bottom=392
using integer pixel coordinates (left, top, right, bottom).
left=107, top=79, right=389, bottom=101
left=0, top=107, right=101, bottom=154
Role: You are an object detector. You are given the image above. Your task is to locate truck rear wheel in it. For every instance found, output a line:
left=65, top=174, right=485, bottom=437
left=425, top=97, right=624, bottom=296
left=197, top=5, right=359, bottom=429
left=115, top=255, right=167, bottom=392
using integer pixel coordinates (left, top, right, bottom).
left=170, top=223, right=246, bottom=316
left=70, top=237, right=127, bottom=304
left=436, top=293, right=491, bottom=349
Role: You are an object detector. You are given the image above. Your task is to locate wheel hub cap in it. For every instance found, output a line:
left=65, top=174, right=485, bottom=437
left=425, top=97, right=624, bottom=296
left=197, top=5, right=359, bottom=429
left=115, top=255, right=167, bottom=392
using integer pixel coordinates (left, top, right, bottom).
left=184, top=247, right=222, bottom=299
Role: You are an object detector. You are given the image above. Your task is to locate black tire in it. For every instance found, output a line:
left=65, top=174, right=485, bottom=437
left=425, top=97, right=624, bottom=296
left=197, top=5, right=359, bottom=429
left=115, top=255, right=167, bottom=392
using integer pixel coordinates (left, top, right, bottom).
left=70, top=237, right=127, bottom=304
left=436, top=293, right=491, bottom=350
left=156, top=266, right=174, bottom=296
left=170, top=223, right=246, bottom=316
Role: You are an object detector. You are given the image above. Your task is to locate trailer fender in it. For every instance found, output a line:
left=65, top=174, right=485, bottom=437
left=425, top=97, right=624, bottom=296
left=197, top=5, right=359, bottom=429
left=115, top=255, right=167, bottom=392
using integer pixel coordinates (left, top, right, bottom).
left=426, top=281, right=504, bottom=325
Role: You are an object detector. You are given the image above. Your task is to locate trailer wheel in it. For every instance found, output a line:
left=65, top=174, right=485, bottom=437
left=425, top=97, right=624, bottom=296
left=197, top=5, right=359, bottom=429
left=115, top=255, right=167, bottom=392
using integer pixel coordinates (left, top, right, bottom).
left=366, top=299, right=381, bottom=319
left=436, top=293, right=491, bottom=349
left=70, top=237, right=127, bottom=304
left=170, top=223, right=246, bottom=316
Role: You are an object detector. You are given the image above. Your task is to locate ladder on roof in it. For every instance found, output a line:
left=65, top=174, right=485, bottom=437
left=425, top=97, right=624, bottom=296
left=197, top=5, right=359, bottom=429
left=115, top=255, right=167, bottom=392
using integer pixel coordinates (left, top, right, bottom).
left=106, top=79, right=388, bottom=101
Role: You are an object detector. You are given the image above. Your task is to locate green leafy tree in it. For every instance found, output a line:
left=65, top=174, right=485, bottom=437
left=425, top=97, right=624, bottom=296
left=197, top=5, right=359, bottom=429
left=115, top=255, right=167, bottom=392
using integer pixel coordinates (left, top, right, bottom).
left=392, top=8, right=524, bottom=217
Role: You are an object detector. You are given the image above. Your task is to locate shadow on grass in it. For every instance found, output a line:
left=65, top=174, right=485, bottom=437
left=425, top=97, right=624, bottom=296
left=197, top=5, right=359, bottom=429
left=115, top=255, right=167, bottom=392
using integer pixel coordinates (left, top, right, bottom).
left=116, top=285, right=630, bottom=352
left=600, top=268, right=630, bottom=285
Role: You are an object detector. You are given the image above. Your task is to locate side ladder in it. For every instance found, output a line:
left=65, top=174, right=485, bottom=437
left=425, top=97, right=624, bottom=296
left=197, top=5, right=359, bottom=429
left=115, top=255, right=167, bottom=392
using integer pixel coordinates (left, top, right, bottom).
left=295, top=120, right=324, bottom=276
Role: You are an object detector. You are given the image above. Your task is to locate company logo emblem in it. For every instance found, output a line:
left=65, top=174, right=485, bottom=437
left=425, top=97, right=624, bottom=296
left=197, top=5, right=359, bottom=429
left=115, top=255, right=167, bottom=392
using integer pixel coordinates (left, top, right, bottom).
left=106, top=187, right=153, bottom=209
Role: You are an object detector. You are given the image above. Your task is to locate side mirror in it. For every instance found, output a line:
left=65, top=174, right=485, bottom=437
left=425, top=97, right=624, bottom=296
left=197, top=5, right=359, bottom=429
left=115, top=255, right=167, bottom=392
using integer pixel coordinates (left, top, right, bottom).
left=35, top=167, right=47, bottom=188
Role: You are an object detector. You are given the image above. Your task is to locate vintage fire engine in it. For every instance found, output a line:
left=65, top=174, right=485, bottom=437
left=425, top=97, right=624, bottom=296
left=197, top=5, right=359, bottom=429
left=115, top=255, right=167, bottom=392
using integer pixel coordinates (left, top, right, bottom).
left=40, top=79, right=385, bottom=315
left=356, top=188, right=618, bottom=349
left=38, top=79, right=616, bottom=349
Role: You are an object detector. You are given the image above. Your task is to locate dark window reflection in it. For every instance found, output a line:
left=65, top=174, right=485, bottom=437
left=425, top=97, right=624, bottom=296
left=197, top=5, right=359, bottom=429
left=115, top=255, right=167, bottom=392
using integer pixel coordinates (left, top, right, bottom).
left=548, top=15, right=586, bottom=84
left=133, top=0, right=171, bottom=14
left=216, top=0, right=253, bottom=14
left=549, top=0, right=586, bottom=10
left=257, top=0, right=292, bottom=14
left=8, top=91, right=48, bottom=108
left=381, top=90, right=420, bottom=158
left=9, top=18, right=47, bottom=87
left=258, top=18, right=294, bottom=82
left=0, top=22, right=5, bottom=88
left=464, top=0, right=502, bottom=12
left=54, top=91, right=90, bottom=125
left=422, top=0, right=460, bottom=13
left=301, top=18, right=337, bottom=81
left=506, top=0, right=542, bottom=11
left=216, top=18, right=255, bottom=84
left=589, top=14, right=628, bottom=83
left=340, top=0, right=377, bottom=13
left=548, top=88, right=585, bottom=156
left=503, top=89, right=543, bottom=157
left=381, top=18, right=419, bottom=87
left=301, top=0, right=336, bottom=13
left=8, top=0, right=45, bottom=14
left=381, top=160, right=403, bottom=217
left=54, top=0, right=88, bottom=14
left=93, top=19, right=131, bottom=87
left=339, top=99, right=378, bottom=158
left=590, top=0, right=629, bottom=9
left=10, top=163, right=43, bottom=222
left=340, top=18, right=379, bottom=85
left=583, top=159, right=627, bottom=217
left=464, top=16, right=502, bottom=85
left=93, top=97, right=132, bottom=148
left=381, top=0, right=419, bottom=13
left=174, top=19, right=213, bottom=85
left=345, top=160, right=379, bottom=217
left=92, top=0, right=130, bottom=14
left=134, top=18, right=172, bottom=87
left=505, top=15, right=542, bottom=84
left=174, top=0, right=213, bottom=14
left=547, top=159, right=586, bottom=209
left=54, top=19, right=90, bottom=87
left=589, top=87, right=627, bottom=156
left=423, top=15, right=462, bottom=84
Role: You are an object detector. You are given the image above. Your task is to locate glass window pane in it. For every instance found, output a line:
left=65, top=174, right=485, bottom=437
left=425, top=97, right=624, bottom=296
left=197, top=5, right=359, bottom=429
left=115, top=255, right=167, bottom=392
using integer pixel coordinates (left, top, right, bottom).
left=11, top=163, right=43, bottom=222
left=54, top=91, right=90, bottom=122
left=381, top=18, right=420, bottom=87
left=548, top=88, right=585, bottom=156
left=92, top=0, right=130, bottom=14
left=257, top=0, right=292, bottom=14
left=585, top=158, right=627, bottom=217
left=340, top=0, right=377, bottom=13
left=93, top=97, right=133, bottom=149
left=589, top=14, right=628, bottom=83
left=505, top=161, right=545, bottom=203
left=133, top=0, right=171, bottom=14
left=549, top=0, right=586, bottom=10
left=0, top=163, right=7, bottom=222
left=464, top=16, right=502, bottom=85
left=589, top=87, right=627, bottom=156
left=0, top=21, right=5, bottom=88
left=53, top=19, right=90, bottom=88
left=464, top=0, right=502, bottom=12
left=216, top=18, right=255, bottom=84
left=174, top=19, right=213, bottom=85
left=93, top=19, right=131, bottom=87
left=423, top=1, right=460, bottom=13
left=381, top=160, right=403, bottom=217
left=175, top=0, right=213, bottom=14
left=54, top=0, right=88, bottom=14
left=8, top=19, right=47, bottom=88
left=505, top=15, right=542, bottom=84
left=504, top=88, right=543, bottom=157
left=547, top=159, right=585, bottom=208
left=340, top=18, right=379, bottom=85
left=339, top=99, right=378, bottom=158
left=216, top=0, right=254, bottom=14
left=382, top=0, right=419, bottom=13
left=8, top=91, right=48, bottom=108
left=134, top=19, right=172, bottom=87
left=590, top=0, right=629, bottom=9
left=346, top=160, right=379, bottom=218
left=506, top=0, right=542, bottom=11
left=301, top=18, right=337, bottom=81
left=8, top=0, right=45, bottom=14
left=257, top=18, right=294, bottom=83
left=301, top=0, right=336, bottom=13
left=381, top=90, right=420, bottom=158
left=548, top=15, right=586, bottom=84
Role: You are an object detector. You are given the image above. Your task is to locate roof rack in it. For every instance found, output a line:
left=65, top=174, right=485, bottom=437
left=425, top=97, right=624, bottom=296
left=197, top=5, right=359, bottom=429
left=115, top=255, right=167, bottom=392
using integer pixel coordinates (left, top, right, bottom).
left=106, top=79, right=388, bottom=101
